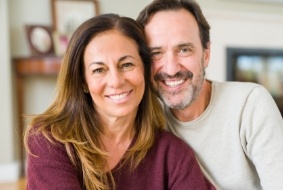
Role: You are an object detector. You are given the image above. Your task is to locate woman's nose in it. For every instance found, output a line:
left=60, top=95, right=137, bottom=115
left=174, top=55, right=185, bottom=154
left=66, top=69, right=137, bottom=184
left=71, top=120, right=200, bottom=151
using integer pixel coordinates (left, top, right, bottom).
left=106, top=69, right=125, bottom=88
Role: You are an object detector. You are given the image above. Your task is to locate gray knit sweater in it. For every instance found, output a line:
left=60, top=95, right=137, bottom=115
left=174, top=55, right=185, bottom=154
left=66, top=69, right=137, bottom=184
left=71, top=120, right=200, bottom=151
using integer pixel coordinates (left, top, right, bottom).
left=165, top=80, right=283, bottom=190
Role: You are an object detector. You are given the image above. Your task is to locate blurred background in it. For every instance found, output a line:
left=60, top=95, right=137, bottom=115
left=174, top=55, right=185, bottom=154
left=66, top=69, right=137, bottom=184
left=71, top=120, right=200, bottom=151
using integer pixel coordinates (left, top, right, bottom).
left=1, top=0, right=283, bottom=188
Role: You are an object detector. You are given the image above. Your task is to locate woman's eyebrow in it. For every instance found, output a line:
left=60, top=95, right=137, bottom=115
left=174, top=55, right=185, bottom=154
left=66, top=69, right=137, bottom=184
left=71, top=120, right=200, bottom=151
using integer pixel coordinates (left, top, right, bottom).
left=118, top=55, right=135, bottom=62
left=88, top=61, right=104, bottom=69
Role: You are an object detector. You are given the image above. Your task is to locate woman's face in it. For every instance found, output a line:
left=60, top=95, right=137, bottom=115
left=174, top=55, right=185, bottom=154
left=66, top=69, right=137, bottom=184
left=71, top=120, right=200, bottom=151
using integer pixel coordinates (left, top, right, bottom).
left=84, top=30, right=145, bottom=120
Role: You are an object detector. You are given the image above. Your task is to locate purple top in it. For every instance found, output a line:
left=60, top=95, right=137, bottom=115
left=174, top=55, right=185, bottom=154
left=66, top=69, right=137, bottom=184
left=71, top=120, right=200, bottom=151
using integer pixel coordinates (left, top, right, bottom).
left=27, top=130, right=215, bottom=190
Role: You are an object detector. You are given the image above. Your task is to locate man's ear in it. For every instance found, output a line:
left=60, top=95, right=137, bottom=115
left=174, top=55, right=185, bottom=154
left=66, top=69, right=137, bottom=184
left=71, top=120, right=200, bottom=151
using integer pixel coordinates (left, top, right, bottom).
left=203, top=42, right=211, bottom=68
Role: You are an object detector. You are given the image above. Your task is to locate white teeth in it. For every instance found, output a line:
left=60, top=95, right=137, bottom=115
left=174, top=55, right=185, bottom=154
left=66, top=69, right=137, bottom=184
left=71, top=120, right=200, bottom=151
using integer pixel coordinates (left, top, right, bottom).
left=165, top=79, right=184, bottom=87
left=109, top=92, right=128, bottom=100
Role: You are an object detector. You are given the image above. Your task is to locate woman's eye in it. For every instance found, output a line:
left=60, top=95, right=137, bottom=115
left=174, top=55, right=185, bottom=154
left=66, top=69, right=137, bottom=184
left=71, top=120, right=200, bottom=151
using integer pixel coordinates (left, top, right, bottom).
left=92, top=68, right=105, bottom=77
left=92, top=68, right=103, bottom=73
left=121, top=62, right=135, bottom=71
left=123, top=62, right=134, bottom=68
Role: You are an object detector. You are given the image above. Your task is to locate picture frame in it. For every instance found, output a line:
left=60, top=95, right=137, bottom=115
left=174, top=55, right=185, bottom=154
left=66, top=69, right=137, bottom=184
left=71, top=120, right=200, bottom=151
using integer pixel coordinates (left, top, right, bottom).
left=51, top=0, right=98, bottom=34
left=25, top=25, right=55, bottom=56
left=226, top=47, right=283, bottom=116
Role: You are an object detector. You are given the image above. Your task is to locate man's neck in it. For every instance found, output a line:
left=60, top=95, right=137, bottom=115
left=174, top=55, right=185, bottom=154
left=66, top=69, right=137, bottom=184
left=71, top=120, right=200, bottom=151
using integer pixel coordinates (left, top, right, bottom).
left=171, top=80, right=212, bottom=122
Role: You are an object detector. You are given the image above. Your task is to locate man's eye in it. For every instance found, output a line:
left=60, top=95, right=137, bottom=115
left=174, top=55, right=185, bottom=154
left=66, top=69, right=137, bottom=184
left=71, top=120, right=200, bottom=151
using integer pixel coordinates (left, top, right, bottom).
left=151, top=51, right=161, bottom=55
left=179, top=48, right=192, bottom=56
left=151, top=51, right=162, bottom=60
left=180, top=48, right=189, bottom=53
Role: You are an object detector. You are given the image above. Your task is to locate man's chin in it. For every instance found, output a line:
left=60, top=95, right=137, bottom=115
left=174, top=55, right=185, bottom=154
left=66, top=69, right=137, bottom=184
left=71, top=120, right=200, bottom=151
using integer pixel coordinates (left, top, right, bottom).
left=160, top=97, right=183, bottom=109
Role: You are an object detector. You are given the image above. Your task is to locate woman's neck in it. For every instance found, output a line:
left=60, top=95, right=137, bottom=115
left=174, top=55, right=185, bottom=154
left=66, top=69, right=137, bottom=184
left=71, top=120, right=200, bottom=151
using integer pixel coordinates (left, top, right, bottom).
left=100, top=116, right=136, bottom=171
left=101, top=115, right=136, bottom=142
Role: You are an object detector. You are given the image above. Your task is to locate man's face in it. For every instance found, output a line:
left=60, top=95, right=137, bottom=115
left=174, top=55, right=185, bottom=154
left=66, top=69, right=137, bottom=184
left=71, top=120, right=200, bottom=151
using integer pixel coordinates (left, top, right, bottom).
left=144, top=9, right=210, bottom=110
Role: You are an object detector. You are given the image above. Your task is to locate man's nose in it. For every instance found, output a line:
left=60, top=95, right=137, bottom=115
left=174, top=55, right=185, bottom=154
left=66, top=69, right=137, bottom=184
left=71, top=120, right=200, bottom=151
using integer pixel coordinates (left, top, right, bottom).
left=163, top=53, right=181, bottom=76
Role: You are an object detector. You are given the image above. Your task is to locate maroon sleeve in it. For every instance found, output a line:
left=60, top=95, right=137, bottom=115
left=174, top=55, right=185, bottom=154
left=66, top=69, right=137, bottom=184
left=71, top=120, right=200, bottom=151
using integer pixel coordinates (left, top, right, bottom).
left=26, top=132, right=83, bottom=190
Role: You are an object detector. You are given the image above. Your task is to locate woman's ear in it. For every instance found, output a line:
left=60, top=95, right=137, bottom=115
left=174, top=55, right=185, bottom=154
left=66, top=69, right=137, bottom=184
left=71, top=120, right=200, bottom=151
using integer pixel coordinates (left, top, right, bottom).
left=83, top=83, right=89, bottom=93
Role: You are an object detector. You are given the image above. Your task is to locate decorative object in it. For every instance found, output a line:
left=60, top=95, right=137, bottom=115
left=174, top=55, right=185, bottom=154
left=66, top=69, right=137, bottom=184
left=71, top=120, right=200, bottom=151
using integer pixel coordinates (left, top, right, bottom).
left=52, top=31, right=71, bottom=56
left=51, top=0, right=98, bottom=34
left=25, top=25, right=55, bottom=56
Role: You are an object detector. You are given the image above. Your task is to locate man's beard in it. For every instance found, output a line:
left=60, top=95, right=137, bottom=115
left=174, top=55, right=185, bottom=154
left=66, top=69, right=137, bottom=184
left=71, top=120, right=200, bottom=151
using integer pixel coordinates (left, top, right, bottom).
left=153, top=62, right=205, bottom=110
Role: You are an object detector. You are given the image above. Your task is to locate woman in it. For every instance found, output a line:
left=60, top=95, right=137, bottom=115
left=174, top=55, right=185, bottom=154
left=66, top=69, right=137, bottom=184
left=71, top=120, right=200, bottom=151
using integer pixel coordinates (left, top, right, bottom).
left=24, top=14, right=215, bottom=190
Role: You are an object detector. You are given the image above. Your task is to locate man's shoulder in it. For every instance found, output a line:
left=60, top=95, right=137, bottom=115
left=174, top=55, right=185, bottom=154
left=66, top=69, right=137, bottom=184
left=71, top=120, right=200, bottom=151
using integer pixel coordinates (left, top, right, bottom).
left=212, top=80, right=260, bottom=89
left=211, top=80, right=264, bottom=96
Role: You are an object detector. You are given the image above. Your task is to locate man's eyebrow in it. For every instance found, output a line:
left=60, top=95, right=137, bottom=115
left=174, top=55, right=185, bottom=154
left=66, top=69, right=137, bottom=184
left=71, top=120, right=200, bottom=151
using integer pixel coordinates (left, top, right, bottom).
left=149, top=47, right=162, bottom=51
left=148, top=43, right=195, bottom=51
left=177, top=43, right=195, bottom=48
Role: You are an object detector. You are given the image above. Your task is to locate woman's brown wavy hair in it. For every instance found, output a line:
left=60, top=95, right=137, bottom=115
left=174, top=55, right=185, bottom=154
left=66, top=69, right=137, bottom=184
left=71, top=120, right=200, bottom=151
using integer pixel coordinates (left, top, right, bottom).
left=24, top=13, right=165, bottom=190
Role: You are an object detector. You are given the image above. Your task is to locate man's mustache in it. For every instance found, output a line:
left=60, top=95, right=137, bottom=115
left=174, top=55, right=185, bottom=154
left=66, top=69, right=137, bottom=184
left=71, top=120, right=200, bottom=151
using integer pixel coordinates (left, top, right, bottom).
left=153, top=71, right=193, bottom=81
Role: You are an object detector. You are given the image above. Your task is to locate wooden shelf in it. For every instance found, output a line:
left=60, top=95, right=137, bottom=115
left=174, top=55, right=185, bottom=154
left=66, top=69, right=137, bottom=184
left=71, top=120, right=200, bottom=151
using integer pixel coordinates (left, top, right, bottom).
left=13, top=56, right=62, bottom=176
left=14, top=56, right=62, bottom=76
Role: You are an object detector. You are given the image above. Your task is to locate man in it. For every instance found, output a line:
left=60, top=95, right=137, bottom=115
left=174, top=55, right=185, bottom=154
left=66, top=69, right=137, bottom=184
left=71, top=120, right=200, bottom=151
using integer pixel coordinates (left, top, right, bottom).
left=137, top=0, right=283, bottom=189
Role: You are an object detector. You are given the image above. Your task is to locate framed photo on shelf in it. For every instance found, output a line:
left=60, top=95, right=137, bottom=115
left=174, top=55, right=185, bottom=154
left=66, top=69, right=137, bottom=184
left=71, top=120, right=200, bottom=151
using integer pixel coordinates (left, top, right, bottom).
left=51, top=0, right=98, bottom=34
left=25, top=25, right=55, bottom=56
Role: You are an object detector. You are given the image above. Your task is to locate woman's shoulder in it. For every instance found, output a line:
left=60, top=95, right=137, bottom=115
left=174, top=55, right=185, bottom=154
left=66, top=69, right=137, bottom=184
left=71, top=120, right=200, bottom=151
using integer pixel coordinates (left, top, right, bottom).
left=26, top=127, right=84, bottom=189
left=27, top=126, right=67, bottom=160
left=156, top=130, right=188, bottom=144
left=150, top=131, right=212, bottom=189
left=154, top=130, right=195, bottom=155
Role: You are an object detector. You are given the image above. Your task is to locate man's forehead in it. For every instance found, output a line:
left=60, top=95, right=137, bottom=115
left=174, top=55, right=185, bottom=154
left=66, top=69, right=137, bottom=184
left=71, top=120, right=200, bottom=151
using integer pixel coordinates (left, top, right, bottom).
left=144, top=9, right=200, bottom=47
